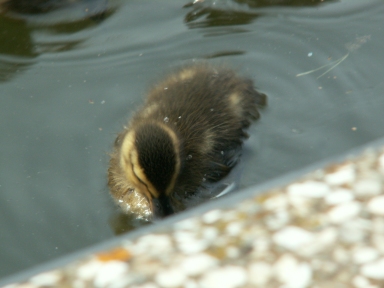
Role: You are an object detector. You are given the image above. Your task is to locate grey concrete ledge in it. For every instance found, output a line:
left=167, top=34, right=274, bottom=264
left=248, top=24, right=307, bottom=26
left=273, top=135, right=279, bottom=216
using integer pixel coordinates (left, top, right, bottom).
left=2, top=137, right=384, bottom=288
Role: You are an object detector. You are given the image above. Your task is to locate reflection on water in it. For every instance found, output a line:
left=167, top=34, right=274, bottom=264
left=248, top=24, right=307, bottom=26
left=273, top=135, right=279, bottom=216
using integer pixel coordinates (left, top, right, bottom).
left=203, top=50, right=245, bottom=59
left=0, top=0, right=114, bottom=81
left=184, top=7, right=260, bottom=28
left=0, top=0, right=108, bottom=16
left=110, top=212, right=151, bottom=235
left=233, top=0, right=335, bottom=8
left=1, top=0, right=384, bottom=281
left=0, top=17, right=35, bottom=56
left=184, top=0, right=335, bottom=29
left=0, top=17, right=36, bottom=81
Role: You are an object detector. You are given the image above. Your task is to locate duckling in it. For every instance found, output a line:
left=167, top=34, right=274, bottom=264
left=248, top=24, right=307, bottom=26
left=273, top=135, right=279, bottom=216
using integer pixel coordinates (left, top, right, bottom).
left=108, top=63, right=266, bottom=219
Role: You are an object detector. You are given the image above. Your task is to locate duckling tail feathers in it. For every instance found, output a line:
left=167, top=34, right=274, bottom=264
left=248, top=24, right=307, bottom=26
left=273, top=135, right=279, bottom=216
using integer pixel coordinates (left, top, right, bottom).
left=204, top=147, right=242, bottom=183
left=244, top=88, right=267, bottom=122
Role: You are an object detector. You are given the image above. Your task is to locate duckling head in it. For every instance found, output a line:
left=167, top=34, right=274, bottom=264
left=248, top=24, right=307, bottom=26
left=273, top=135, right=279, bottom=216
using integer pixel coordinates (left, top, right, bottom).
left=119, top=121, right=181, bottom=217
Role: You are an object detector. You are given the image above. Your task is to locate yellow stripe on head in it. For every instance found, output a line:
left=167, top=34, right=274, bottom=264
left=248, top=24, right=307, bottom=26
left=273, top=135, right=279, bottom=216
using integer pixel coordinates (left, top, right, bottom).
left=119, top=130, right=159, bottom=201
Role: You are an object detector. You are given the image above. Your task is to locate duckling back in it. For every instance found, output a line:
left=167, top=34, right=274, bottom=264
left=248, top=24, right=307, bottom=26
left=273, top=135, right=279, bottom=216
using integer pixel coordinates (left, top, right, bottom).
left=108, top=64, right=266, bottom=218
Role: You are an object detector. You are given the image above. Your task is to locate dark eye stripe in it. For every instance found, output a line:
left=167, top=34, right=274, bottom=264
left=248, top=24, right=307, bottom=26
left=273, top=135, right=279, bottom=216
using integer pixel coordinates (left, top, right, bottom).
left=128, top=153, right=156, bottom=199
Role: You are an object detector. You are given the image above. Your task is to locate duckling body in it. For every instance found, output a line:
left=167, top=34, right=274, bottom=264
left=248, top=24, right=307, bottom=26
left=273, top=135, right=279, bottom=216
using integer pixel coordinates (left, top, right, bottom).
left=108, top=64, right=266, bottom=218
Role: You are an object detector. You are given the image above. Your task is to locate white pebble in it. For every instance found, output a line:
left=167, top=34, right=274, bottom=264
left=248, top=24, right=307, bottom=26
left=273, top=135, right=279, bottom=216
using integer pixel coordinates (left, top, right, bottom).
left=300, top=228, right=337, bottom=256
left=367, top=196, right=384, bottom=216
left=333, top=247, right=350, bottom=264
left=179, top=240, right=208, bottom=254
left=174, top=231, right=208, bottom=254
left=325, top=165, right=355, bottom=185
left=225, top=221, right=244, bottom=236
left=287, top=263, right=312, bottom=288
left=72, top=279, right=86, bottom=288
left=360, top=258, right=384, bottom=280
left=317, top=227, right=338, bottom=246
left=339, top=220, right=369, bottom=243
left=274, top=254, right=298, bottom=282
left=325, top=189, right=354, bottom=205
left=263, top=195, right=288, bottom=210
left=352, top=275, right=371, bottom=288
left=199, top=266, right=247, bottom=288
left=226, top=246, right=240, bottom=258
left=287, top=195, right=311, bottom=215
left=287, top=181, right=330, bottom=198
left=185, top=280, right=199, bottom=288
left=274, top=254, right=312, bottom=288
left=372, top=235, right=384, bottom=254
left=221, top=210, right=241, bottom=222
left=379, top=154, right=384, bottom=173
left=131, top=284, right=158, bottom=288
left=155, top=267, right=187, bottom=288
left=30, top=271, right=61, bottom=286
left=181, top=253, right=218, bottom=276
left=353, top=247, right=379, bottom=264
left=355, top=179, right=382, bottom=197
left=202, top=226, right=219, bottom=241
left=265, top=210, right=290, bottom=230
left=93, top=261, right=128, bottom=288
left=252, top=237, right=271, bottom=255
left=77, top=260, right=104, bottom=280
left=327, top=201, right=361, bottom=224
left=273, top=226, right=314, bottom=251
left=3, top=285, right=36, bottom=288
left=111, top=276, right=135, bottom=288
left=248, top=262, right=272, bottom=285
left=202, top=210, right=222, bottom=224
left=151, top=235, right=173, bottom=252
left=174, top=217, right=200, bottom=230
left=372, top=217, right=384, bottom=234
left=133, top=235, right=173, bottom=255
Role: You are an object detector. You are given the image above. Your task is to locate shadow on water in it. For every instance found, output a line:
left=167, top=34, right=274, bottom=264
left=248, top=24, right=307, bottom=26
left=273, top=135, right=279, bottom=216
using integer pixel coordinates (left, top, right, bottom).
left=109, top=212, right=151, bottom=235
left=1, top=0, right=110, bottom=17
left=0, top=0, right=114, bottom=81
left=232, top=0, right=335, bottom=8
left=0, top=17, right=36, bottom=81
left=183, top=0, right=336, bottom=29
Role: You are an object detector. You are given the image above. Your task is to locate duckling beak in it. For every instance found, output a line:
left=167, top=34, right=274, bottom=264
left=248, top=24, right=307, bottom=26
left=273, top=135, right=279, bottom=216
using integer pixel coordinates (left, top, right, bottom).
left=151, top=194, right=174, bottom=218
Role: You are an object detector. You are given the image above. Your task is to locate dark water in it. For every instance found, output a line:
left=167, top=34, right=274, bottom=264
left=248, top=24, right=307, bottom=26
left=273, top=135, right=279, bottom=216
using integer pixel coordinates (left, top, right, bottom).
left=0, top=0, right=383, bottom=279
